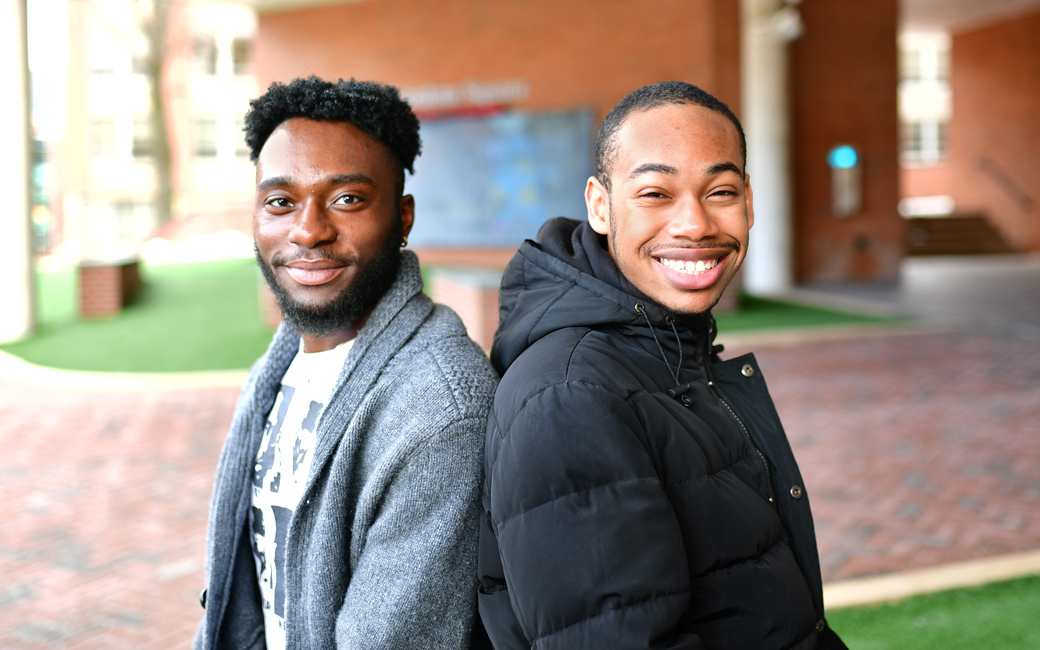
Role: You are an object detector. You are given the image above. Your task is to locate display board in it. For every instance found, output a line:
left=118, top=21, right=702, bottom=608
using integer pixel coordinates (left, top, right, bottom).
left=407, top=110, right=594, bottom=248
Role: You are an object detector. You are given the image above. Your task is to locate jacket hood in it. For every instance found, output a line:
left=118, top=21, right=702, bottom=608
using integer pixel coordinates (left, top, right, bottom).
left=491, top=217, right=717, bottom=374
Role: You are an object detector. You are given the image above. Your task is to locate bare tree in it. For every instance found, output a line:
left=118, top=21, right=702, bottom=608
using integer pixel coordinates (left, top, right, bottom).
left=135, top=0, right=174, bottom=227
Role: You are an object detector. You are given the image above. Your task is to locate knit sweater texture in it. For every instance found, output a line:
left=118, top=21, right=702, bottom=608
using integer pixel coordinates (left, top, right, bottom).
left=195, top=251, right=498, bottom=649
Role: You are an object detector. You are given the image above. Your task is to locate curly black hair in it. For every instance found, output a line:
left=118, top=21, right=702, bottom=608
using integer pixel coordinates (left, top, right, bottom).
left=244, top=76, right=421, bottom=188
left=595, top=81, right=745, bottom=192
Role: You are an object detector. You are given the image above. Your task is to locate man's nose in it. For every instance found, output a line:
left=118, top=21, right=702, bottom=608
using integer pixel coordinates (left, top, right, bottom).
left=667, top=198, right=720, bottom=240
left=288, top=201, right=337, bottom=248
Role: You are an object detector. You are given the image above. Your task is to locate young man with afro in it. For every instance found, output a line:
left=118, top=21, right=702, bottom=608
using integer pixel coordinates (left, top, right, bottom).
left=195, top=77, right=498, bottom=650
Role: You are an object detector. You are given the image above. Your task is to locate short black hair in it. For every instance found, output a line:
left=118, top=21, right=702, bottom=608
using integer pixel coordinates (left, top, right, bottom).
left=594, top=81, right=746, bottom=191
left=244, top=76, right=421, bottom=186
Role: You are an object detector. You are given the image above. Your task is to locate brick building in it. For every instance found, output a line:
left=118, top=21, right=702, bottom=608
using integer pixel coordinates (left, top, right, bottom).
left=900, top=3, right=1040, bottom=255
left=949, top=10, right=1040, bottom=251
left=242, top=0, right=909, bottom=286
left=4, top=0, right=1038, bottom=342
left=38, top=0, right=258, bottom=260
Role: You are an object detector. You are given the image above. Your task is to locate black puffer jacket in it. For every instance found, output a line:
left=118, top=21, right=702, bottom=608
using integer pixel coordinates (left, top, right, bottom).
left=477, top=219, right=842, bottom=650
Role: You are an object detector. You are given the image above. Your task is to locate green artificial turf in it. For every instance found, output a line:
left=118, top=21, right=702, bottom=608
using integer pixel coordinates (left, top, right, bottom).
left=0, top=259, right=274, bottom=372
left=3, top=262, right=889, bottom=373
left=826, top=575, right=1040, bottom=650
left=714, top=294, right=887, bottom=332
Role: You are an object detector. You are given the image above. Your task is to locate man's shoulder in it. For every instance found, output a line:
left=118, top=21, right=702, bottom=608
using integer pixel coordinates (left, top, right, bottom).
left=382, top=302, right=498, bottom=418
left=496, top=326, right=644, bottom=413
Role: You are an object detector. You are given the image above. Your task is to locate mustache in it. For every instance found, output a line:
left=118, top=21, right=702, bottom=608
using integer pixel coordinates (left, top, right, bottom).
left=644, top=240, right=740, bottom=256
left=268, top=250, right=360, bottom=267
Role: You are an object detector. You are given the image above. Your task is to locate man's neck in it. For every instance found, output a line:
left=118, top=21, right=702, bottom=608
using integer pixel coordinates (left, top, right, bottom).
left=300, top=306, right=374, bottom=353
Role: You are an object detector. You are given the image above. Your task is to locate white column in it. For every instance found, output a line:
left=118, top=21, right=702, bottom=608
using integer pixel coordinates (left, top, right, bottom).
left=0, top=0, right=34, bottom=343
left=741, top=0, right=798, bottom=295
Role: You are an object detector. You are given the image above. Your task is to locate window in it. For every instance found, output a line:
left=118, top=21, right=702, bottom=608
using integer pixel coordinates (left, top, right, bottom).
left=935, top=48, right=950, bottom=83
left=90, top=119, right=116, bottom=157
left=233, top=38, right=252, bottom=76
left=234, top=118, right=250, bottom=158
left=899, top=48, right=921, bottom=82
left=133, top=119, right=153, bottom=158
left=196, top=118, right=218, bottom=158
left=901, top=119, right=948, bottom=163
left=901, top=122, right=921, bottom=159
left=194, top=36, right=217, bottom=75
left=898, top=32, right=951, bottom=165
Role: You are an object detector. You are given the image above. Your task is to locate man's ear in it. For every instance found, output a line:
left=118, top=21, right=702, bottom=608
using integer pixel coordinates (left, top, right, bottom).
left=400, top=194, right=415, bottom=238
left=586, top=176, right=610, bottom=236
left=744, top=174, right=755, bottom=230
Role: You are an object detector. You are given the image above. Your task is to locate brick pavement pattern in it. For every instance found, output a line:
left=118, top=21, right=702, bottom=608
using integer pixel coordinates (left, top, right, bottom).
left=728, top=332, right=1040, bottom=582
left=0, top=383, right=235, bottom=649
left=1, top=331, right=1038, bottom=646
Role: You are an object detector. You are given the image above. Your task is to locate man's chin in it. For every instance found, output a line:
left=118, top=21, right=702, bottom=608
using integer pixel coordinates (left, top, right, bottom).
left=258, top=251, right=401, bottom=338
left=272, top=290, right=360, bottom=337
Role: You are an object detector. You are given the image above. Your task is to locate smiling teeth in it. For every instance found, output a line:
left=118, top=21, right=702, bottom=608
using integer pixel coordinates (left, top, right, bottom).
left=659, top=257, right=719, bottom=275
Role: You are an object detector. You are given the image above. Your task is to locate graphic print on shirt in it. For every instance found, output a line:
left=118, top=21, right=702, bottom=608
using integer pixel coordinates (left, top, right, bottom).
left=249, top=383, right=324, bottom=649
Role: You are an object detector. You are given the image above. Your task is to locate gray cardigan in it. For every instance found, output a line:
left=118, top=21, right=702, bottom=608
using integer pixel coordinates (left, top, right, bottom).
left=195, top=252, right=498, bottom=649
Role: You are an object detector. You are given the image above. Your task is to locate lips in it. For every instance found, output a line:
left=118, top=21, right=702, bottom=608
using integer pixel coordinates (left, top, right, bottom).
left=284, top=265, right=346, bottom=286
left=652, top=251, right=730, bottom=290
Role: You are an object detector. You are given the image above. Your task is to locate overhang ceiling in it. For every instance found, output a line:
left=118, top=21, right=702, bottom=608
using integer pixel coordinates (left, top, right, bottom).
left=235, top=0, right=1040, bottom=33
left=901, top=0, right=1040, bottom=31
left=234, top=0, right=364, bottom=13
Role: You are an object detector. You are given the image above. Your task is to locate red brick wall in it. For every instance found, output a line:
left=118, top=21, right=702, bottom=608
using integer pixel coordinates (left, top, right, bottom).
left=413, top=248, right=516, bottom=270
left=254, top=0, right=741, bottom=125
left=791, top=0, right=903, bottom=283
left=79, top=265, right=124, bottom=316
left=79, top=261, right=141, bottom=317
left=429, top=270, right=503, bottom=352
left=950, top=11, right=1040, bottom=251
left=901, top=164, right=951, bottom=199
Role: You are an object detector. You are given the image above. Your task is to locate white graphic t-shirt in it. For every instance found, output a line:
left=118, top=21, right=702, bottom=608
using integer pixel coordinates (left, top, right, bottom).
left=249, top=339, right=354, bottom=650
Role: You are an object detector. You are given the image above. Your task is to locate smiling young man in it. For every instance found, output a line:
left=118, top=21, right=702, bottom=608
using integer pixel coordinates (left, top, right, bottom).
left=478, top=82, right=846, bottom=649
left=194, top=77, right=497, bottom=650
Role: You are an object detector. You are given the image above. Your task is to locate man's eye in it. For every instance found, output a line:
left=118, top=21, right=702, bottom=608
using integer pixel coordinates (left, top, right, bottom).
left=266, top=197, right=292, bottom=209
left=334, top=194, right=360, bottom=205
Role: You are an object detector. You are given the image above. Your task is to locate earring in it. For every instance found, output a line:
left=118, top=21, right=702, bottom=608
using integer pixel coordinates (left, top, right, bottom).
left=400, top=235, right=408, bottom=248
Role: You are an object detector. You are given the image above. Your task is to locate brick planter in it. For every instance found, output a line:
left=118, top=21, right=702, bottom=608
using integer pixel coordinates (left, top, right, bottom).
left=429, top=268, right=503, bottom=353
left=78, top=258, right=141, bottom=317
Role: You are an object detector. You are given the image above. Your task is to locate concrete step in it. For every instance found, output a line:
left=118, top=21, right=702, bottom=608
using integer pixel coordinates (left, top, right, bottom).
left=906, top=215, right=1016, bottom=256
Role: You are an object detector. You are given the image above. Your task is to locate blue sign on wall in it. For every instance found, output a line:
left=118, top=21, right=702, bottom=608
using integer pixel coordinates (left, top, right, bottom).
left=406, top=110, right=594, bottom=248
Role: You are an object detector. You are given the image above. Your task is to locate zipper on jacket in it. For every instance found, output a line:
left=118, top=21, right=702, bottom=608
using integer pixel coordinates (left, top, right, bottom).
left=650, top=309, right=787, bottom=538
left=711, top=381, right=776, bottom=502
left=699, top=319, right=779, bottom=509
left=711, top=380, right=790, bottom=549
left=700, top=351, right=781, bottom=510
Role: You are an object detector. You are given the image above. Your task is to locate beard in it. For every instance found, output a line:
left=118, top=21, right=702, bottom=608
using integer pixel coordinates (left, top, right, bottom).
left=256, top=218, right=403, bottom=337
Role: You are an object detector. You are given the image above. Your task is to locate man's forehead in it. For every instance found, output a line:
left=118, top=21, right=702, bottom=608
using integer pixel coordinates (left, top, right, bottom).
left=259, top=119, right=357, bottom=158
left=255, top=118, right=386, bottom=184
left=612, top=104, right=742, bottom=176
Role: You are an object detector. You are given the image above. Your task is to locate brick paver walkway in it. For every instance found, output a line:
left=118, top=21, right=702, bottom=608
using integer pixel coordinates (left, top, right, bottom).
left=1, top=330, right=1038, bottom=647
left=731, top=332, right=1040, bottom=581
left=0, top=382, right=236, bottom=649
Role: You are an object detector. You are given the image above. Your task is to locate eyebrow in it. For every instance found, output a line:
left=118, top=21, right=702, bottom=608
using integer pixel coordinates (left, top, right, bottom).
left=629, top=162, right=679, bottom=179
left=705, top=162, right=743, bottom=177
left=627, top=161, right=743, bottom=180
left=256, top=173, right=376, bottom=192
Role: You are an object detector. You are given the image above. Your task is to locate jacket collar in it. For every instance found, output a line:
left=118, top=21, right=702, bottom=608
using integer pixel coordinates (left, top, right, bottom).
left=492, top=218, right=716, bottom=375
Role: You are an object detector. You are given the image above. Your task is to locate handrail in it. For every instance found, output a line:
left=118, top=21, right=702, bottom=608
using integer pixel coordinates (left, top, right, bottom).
left=975, top=155, right=1033, bottom=213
